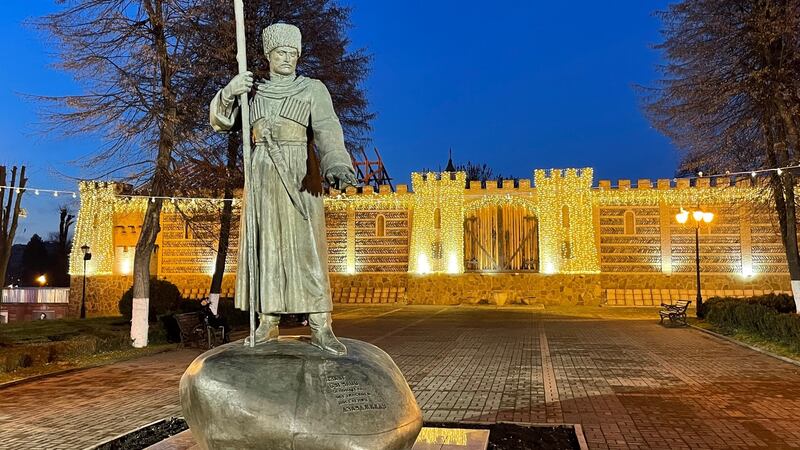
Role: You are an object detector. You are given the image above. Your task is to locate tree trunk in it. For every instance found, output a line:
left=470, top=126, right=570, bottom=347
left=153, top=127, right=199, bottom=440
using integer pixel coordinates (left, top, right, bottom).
left=0, top=166, right=27, bottom=286
left=208, top=134, right=241, bottom=314
left=776, top=108, right=800, bottom=313
left=131, top=0, right=177, bottom=347
left=766, top=134, right=800, bottom=312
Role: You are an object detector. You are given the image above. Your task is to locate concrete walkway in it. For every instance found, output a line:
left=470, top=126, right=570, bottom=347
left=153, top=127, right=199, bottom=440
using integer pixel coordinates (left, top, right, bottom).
left=2, top=305, right=800, bottom=449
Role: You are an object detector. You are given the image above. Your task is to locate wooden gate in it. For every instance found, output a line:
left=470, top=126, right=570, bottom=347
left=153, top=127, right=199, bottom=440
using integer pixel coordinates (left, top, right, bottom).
left=464, top=204, right=539, bottom=272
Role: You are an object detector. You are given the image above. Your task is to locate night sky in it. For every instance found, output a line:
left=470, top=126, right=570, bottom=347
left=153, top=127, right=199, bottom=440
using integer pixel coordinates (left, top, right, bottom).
left=0, top=0, right=677, bottom=243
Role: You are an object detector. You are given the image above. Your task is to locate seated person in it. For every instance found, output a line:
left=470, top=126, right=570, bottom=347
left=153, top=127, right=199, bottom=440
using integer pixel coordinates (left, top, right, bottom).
left=200, top=298, right=230, bottom=343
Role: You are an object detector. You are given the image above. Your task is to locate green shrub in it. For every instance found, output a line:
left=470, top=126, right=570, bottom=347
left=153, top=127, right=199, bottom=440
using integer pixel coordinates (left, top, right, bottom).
left=705, top=300, right=800, bottom=352
left=705, top=293, right=796, bottom=314
left=118, top=278, right=183, bottom=322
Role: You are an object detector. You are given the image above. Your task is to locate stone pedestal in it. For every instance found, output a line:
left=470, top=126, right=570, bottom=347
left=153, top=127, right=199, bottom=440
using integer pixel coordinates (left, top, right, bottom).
left=180, top=337, right=422, bottom=450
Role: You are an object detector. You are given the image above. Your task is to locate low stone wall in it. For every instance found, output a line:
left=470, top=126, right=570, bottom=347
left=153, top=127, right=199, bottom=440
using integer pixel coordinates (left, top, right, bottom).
left=69, top=275, right=132, bottom=317
left=330, top=272, right=792, bottom=307
left=600, top=273, right=791, bottom=306
left=68, top=274, right=237, bottom=318
left=406, top=273, right=602, bottom=306
left=331, top=273, right=601, bottom=306
left=73, top=271, right=793, bottom=317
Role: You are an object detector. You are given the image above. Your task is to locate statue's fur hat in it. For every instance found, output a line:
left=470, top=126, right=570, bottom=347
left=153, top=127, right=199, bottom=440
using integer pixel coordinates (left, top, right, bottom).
left=263, top=23, right=302, bottom=56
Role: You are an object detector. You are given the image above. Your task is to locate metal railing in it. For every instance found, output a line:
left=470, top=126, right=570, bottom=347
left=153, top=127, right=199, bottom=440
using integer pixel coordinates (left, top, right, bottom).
left=1, top=288, right=70, bottom=304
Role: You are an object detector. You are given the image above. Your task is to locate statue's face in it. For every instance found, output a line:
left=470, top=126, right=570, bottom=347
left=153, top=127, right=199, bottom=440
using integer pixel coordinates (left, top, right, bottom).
left=268, top=46, right=299, bottom=76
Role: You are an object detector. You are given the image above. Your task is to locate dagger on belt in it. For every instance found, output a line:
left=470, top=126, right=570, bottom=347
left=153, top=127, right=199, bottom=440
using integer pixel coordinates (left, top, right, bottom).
left=259, top=125, right=310, bottom=220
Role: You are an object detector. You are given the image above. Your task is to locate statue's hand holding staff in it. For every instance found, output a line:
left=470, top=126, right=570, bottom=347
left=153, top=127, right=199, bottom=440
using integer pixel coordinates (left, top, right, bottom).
left=222, top=71, right=254, bottom=102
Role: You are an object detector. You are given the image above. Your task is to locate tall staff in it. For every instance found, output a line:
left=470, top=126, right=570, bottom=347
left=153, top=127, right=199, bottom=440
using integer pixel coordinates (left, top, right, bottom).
left=233, top=0, right=257, bottom=347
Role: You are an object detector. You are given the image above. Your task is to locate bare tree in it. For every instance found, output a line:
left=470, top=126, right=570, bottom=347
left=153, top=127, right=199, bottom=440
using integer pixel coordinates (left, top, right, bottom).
left=644, top=0, right=800, bottom=310
left=0, top=166, right=27, bottom=285
left=53, top=206, right=76, bottom=287
left=457, top=162, right=495, bottom=184
left=35, top=0, right=203, bottom=345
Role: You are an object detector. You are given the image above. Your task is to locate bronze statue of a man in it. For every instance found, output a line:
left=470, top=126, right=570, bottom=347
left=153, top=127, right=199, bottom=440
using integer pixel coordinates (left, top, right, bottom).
left=210, top=23, right=357, bottom=355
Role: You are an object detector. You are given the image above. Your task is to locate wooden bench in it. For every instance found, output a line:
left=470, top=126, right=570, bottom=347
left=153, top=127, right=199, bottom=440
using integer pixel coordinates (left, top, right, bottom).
left=659, top=300, right=691, bottom=326
left=175, top=312, right=207, bottom=348
left=175, top=312, right=225, bottom=348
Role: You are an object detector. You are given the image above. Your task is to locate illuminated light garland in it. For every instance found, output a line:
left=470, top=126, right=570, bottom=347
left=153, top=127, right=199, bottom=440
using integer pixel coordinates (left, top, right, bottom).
left=324, top=192, right=412, bottom=211
left=594, top=185, right=768, bottom=207
left=69, top=182, right=116, bottom=275
left=464, top=193, right=537, bottom=215
left=70, top=182, right=243, bottom=277
left=409, top=172, right=466, bottom=274
left=535, top=168, right=600, bottom=274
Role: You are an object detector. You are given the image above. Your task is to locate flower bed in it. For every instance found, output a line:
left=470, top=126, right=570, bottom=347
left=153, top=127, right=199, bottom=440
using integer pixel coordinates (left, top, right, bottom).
left=99, top=418, right=582, bottom=450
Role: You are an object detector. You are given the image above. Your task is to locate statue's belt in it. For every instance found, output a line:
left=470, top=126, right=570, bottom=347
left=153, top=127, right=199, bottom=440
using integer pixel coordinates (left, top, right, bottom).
left=253, top=122, right=306, bottom=143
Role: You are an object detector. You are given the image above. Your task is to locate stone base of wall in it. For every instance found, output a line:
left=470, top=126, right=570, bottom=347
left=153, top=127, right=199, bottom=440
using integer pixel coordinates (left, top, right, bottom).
left=68, top=274, right=238, bottom=318
left=69, top=275, right=133, bottom=317
left=600, top=273, right=790, bottom=306
left=330, top=272, right=792, bottom=307
left=74, top=272, right=794, bottom=316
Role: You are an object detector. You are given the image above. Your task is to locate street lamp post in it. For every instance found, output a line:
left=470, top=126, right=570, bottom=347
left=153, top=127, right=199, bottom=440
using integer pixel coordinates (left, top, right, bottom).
left=80, top=244, right=92, bottom=319
left=676, top=208, right=714, bottom=317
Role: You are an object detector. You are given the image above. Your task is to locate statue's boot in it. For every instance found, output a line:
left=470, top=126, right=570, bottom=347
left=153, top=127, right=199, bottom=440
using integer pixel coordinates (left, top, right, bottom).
left=309, top=312, right=347, bottom=356
left=244, top=313, right=280, bottom=346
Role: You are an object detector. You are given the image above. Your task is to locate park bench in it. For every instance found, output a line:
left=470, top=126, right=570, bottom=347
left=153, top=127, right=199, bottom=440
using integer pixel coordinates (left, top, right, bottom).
left=175, top=312, right=225, bottom=349
left=659, top=300, right=691, bottom=326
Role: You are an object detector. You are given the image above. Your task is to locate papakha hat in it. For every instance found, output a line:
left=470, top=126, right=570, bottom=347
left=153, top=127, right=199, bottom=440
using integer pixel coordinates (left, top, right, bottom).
left=263, top=23, right=302, bottom=56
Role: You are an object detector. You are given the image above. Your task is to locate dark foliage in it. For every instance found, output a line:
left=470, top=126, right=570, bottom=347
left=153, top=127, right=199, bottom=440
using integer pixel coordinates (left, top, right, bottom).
left=21, top=234, right=51, bottom=286
left=704, top=297, right=800, bottom=351
left=705, top=293, right=796, bottom=314
left=52, top=207, right=75, bottom=287
left=119, top=278, right=183, bottom=322
left=95, top=417, right=188, bottom=450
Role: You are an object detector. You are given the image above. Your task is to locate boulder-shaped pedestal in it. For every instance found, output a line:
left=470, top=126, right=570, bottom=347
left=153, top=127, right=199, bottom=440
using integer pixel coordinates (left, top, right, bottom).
left=180, top=337, right=422, bottom=450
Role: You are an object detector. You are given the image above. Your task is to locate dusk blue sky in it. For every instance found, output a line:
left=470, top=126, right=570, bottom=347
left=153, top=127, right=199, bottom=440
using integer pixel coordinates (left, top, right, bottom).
left=1, top=0, right=677, bottom=243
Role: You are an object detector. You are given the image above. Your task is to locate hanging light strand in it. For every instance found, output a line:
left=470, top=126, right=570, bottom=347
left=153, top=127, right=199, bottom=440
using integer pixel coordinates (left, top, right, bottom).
left=115, top=194, right=239, bottom=203
left=682, top=163, right=800, bottom=181
left=0, top=185, right=77, bottom=198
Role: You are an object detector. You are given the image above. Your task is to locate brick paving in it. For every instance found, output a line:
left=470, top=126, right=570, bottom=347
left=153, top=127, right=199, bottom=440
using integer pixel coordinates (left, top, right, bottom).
left=2, top=305, right=800, bottom=449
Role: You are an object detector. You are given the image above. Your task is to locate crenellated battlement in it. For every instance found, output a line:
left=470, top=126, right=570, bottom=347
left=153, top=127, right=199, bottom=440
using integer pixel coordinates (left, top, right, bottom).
left=325, top=183, right=408, bottom=196
left=535, top=167, right=593, bottom=181
left=596, top=176, right=764, bottom=191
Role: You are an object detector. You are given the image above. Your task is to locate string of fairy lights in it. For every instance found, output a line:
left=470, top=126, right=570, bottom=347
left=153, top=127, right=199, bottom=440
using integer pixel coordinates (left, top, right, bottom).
left=0, top=185, right=77, bottom=198
left=5, top=161, right=800, bottom=205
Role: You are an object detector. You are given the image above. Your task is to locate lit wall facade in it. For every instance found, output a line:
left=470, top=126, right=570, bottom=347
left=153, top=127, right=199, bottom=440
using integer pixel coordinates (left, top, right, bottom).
left=69, top=169, right=791, bottom=312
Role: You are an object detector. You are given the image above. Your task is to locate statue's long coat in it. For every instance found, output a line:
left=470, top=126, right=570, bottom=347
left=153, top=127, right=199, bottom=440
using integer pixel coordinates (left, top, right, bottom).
left=210, top=76, right=354, bottom=314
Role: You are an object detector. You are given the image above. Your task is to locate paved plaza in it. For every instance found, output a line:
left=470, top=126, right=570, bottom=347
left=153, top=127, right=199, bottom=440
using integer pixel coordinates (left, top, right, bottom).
left=2, top=305, right=800, bottom=449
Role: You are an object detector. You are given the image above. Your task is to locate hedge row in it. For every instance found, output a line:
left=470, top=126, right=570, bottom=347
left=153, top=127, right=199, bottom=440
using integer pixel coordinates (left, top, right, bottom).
left=704, top=296, right=800, bottom=352
left=704, top=293, right=796, bottom=314
left=0, top=333, right=130, bottom=373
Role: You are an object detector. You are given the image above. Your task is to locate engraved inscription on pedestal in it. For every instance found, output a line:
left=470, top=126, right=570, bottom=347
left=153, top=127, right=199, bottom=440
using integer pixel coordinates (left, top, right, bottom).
left=326, top=374, right=387, bottom=413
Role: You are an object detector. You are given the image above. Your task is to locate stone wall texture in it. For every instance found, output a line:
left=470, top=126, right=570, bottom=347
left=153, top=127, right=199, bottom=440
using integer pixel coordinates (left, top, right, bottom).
left=72, top=272, right=792, bottom=317
left=68, top=274, right=238, bottom=318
